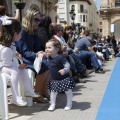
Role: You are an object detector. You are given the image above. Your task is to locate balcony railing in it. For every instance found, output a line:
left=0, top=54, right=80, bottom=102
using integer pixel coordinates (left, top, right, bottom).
left=70, top=0, right=91, bottom=5
left=115, top=2, right=120, bottom=7
left=78, top=9, right=88, bottom=13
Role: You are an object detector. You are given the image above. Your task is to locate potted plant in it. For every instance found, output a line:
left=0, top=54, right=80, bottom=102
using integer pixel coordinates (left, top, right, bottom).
left=14, top=0, right=26, bottom=10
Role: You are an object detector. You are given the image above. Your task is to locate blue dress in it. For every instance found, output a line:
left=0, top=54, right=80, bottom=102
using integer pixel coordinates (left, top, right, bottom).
left=15, top=28, right=49, bottom=74
left=48, top=54, right=75, bottom=92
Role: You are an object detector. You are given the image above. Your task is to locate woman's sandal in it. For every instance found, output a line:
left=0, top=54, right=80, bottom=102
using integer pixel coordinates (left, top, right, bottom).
left=42, top=94, right=50, bottom=101
left=33, top=96, right=49, bottom=103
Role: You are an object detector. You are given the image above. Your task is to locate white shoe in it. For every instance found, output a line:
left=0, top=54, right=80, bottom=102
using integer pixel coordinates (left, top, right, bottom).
left=64, top=105, right=72, bottom=111
left=12, top=96, right=27, bottom=106
left=48, top=105, right=55, bottom=111
left=25, top=91, right=40, bottom=98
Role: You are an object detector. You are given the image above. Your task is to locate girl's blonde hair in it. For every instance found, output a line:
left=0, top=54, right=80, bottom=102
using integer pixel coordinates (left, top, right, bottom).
left=22, top=5, right=40, bottom=34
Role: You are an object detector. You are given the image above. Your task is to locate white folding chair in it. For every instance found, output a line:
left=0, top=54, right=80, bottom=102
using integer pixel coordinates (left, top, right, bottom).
left=25, top=69, right=35, bottom=106
left=0, top=73, right=11, bottom=120
left=0, top=61, right=35, bottom=120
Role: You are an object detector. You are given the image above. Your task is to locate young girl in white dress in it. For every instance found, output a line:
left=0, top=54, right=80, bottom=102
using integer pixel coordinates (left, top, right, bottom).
left=0, top=19, right=39, bottom=106
left=45, top=39, right=75, bottom=111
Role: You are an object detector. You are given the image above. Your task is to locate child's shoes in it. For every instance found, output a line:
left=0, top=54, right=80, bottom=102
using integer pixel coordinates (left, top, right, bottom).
left=48, top=105, right=55, bottom=111
left=12, top=96, right=27, bottom=106
left=64, top=104, right=72, bottom=111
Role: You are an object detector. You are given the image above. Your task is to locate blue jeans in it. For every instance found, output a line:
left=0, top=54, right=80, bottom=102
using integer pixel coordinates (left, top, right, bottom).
left=78, top=51, right=100, bottom=69
left=116, top=52, right=120, bottom=57
left=70, top=52, right=86, bottom=72
left=67, top=55, right=78, bottom=76
left=102, top=48, right=110, bottom=59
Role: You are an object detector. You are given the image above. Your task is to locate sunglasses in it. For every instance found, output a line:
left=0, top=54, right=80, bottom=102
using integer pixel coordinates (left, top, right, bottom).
left=34, top=18, right=41, bottom=22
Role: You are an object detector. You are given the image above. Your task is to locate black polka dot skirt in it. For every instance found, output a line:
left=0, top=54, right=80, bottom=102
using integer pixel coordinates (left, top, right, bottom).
left=48, top=77, right=75, bottom=92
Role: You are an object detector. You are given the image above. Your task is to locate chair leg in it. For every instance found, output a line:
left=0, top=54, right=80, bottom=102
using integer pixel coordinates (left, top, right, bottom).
left=26, top=69, right=35, bottom=106
left=0, top=74, right=9, bottom=120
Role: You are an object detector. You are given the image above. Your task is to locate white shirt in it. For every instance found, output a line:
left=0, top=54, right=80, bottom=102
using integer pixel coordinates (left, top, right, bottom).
left=0, top=45, right=19, bottom=68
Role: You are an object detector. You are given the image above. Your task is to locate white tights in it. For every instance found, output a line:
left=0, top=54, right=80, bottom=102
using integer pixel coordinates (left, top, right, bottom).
left=1, top=66, right=35, bottom=101
left=50, top=89, right=73, bottom=106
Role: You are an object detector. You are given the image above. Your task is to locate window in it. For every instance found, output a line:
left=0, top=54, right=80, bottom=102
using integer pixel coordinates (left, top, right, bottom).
left=116, top=0, right=120, bottom=2
left=115, top=0, right=120, bottom=7
left=86, top=15, right=87, bottom=22
left=83, top=15, right=85, bottom=22
left=59, top=18, right=64, bottom=20
left=71, top=5, right=75, bottom=10
left=80, top=15, right=82, bottom=22
left=58, top=0, right=64, bottom=2
left=80, top=5, right=84, bottom=12
left=100, top=29, right=102, bottom=32
left=99, top=22, right=102, bottom=26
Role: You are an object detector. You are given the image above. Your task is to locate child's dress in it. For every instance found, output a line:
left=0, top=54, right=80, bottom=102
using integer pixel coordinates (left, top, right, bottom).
left=48, top=54, right=75, bottom=92
left=0, top=43, right=39, bottom=106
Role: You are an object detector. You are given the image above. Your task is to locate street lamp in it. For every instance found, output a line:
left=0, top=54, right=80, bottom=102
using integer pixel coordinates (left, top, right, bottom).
left=69, top=9, right=76, bottom=29
left=69, top=6, right=85, bottom=41
left=14, top=0, right=26, bottom=22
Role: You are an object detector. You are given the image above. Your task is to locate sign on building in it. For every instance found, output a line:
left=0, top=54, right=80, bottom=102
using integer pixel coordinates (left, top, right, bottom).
left=111, top=24, right=116, bottom=33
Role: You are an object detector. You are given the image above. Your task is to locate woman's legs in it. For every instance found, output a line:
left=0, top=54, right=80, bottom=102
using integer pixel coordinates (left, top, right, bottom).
left=41, top=71, right=50, bottom=98
left=34, top=70, right=50, bottom=101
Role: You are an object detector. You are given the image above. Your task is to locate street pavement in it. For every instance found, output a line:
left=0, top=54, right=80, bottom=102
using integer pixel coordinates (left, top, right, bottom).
left=0, top=57, right=117, bottom=120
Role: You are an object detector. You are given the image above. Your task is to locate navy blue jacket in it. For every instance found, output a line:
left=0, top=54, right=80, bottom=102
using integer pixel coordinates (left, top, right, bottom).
left=15, top=28, right=49, bottom=74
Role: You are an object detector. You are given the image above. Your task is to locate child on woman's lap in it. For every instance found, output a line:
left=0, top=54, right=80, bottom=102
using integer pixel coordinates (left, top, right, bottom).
left=45, top=39, right=75, bottom=111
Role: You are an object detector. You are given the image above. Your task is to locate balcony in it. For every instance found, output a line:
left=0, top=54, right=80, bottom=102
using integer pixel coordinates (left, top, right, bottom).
left=115, top=2, right=120, bottom=7
left=78, top=9, right=88, bottom=13
left=69, top=0, right=91, bottom=5
left=99, top=1, right=120, bottom=17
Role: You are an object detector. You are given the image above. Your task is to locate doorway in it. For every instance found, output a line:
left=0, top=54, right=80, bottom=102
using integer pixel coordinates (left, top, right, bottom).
left=113, top=20, right=120, bottom=38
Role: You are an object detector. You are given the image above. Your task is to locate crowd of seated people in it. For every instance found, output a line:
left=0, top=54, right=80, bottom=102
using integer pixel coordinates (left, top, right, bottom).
left=0, top=4, right=117, bottom=108
left=49, top=24, right=114, bottom=80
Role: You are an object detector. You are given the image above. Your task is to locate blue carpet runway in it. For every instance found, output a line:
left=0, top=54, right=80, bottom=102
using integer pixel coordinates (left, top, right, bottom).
left=96, top=58, right=120, bottom=120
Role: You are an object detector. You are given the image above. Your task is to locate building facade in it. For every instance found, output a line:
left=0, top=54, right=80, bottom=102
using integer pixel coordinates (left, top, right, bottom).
left=99, top=0, right=120, bottom=38
left=0, top=0, right=57, bottom=22
left=57, top=0, right=98, bottom=32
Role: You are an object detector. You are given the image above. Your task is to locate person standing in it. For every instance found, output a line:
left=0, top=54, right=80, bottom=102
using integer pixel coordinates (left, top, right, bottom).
left=45, top=39, right=75, bottom=111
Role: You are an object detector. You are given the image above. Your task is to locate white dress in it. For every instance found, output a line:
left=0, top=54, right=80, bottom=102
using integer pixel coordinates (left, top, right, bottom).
left=0, top=44, right=19, bottom=69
